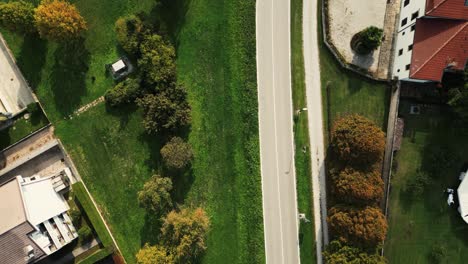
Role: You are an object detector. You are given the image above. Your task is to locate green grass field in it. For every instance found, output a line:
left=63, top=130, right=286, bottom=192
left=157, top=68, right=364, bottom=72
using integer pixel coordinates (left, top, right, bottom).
left=291, top=0, right=316, bottom=262
left=2, top=0, right=263, bottom=263
left=317, top=2, right=390, bottom=133
left=384, top=101, right=468, bottom=263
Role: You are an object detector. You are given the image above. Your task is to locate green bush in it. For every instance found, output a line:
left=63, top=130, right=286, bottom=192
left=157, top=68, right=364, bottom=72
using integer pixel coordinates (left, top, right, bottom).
left=69, top=207, right=82, bottom=227
left=105, top=78, right=141, bottom=106
left=78, top=246, right=113, bottom=264
left=405, top=170, right=431, bottom=199
left=78, top=226, right=93, bottom=242
left=26, top=102, right=40, bottom=114
left=351, top=26, right=383, bottom=55
left=0, top=1, right=35, bottom=33
left=429, top=244, right=447, bottom=264
left=115, top=15, right=144, bottom=55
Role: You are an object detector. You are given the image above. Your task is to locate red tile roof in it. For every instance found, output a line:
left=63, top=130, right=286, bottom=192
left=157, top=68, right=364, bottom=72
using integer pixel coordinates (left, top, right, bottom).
left=426, top=0, right=468, bottom=20
left=410, top=18, right=468, bottom=82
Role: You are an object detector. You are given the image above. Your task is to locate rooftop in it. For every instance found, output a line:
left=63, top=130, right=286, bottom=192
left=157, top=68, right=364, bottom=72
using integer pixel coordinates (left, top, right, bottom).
left=426, top=0, right=468, bottom=20
left=410, top=18, right=468, bottom=82
left=0, top=179, right=26, bottom=235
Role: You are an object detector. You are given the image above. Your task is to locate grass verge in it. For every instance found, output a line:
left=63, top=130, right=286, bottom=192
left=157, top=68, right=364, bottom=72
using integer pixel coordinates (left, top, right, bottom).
left=384, top=101, right=468, bottom=263
left=291, top=0, right=316, bottom=262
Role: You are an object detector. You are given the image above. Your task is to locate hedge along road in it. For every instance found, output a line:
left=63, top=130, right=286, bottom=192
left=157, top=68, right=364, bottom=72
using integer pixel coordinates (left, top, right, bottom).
left=256, top=0, right=301, bottom=263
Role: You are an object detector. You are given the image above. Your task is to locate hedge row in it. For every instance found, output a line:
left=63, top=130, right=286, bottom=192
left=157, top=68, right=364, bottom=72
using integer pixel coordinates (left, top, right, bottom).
left=78, top=246, right=113, bottom=264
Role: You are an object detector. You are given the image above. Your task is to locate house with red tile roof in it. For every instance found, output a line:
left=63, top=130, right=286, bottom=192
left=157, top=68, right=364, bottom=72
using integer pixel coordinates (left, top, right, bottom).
left=392, top=0, right=468, bottom=82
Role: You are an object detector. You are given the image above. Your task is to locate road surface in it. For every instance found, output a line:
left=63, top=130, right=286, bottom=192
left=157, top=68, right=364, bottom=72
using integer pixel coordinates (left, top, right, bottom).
left=256, top=0, right=300, bottom=263
left=303, top=0, right=329, bottom=263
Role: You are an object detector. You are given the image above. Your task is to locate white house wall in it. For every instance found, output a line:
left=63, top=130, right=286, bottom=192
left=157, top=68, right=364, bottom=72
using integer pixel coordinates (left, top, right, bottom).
left=392, top=0, right=426, bottom=79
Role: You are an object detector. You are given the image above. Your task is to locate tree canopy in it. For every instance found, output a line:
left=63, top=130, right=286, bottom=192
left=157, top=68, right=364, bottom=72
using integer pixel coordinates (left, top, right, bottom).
left=137, top=85, right=191, bottom=133
left=115, top=15, right=145, bottom=55
left=137, top=175, right=173, bottom=214
left=351, top=26, right=384, bottom=55
left=323, top=240, right=387, bottom=264
left=138, top=33, right=176, bottom=88
left=331, top=114, right=385, bottom=166
left=331, top=167, right=384, bottom=205
left=328, top=206, right=388, bottom=248
left=35, top=0, right=87, bottom=41
left=105, top=77, right=142, bottom=106
left=161, top=207, right=210, bottom=263
left=136, top=244, right=174, bottom=264
left=161, top=137, right=193, bottom=169
left=0, top=1, right=35, bottom=33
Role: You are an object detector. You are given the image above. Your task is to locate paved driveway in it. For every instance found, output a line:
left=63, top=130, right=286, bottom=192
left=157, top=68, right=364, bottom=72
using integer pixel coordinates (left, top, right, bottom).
left=0, top=34, right=34, bottom=114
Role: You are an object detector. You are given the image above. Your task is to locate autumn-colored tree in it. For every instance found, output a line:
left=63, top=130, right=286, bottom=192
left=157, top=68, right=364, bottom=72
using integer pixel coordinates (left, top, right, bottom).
left=137, top=175, right=173, bottom=214
left=323, top=240, right=387, bottom=264
left=331, top=167, right=384, bottom=205
left=115, top=15, right=144, bottom=55
left=136, top=244, right=174, bottom=264
left=0, top=1, right=35, bottom=33
left=328, top=206, right=387, bottom=248
left=161, top=137, right=193, bottom=169
left=138, top=34, right=176, bottom=88
left=35, top=0, right=87, bottom=41
left=161, top=207, right=210, bottom=263
left=331, top=114, right=385, bottom=166
left=137, top=85, right=191, bottom=133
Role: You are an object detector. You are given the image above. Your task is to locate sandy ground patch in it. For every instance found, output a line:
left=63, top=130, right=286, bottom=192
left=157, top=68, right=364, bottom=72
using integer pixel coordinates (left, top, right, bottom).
left=328, top=0, right=387, bottom=72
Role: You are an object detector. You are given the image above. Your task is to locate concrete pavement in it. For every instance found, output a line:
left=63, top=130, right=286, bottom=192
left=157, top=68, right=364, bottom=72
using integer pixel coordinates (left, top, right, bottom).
left=303, top=0, right=329, bottom=263
left=256, top=0, right=300, bottom=262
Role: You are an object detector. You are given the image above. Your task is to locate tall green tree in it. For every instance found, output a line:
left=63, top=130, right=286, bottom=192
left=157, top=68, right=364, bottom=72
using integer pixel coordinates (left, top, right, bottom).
left=0, top=1, right=35, bottom=33
left=35, top=0, right=87, bottom=41
left=115, top=15, right=145, bottom=55
left=138, top=33, right=176, bottom=88
left=161, top=137, right=193, bottom=169
left=161, top=208, right=210, bottom=263
left=137, top=175, right=173, bottom=214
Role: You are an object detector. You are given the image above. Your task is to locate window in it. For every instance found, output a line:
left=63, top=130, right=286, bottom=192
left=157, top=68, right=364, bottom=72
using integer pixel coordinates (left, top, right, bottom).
left=398, top=49, right=403, bottom=56
left=411, top=24, right=416, bottom=31
left=408, top=44, right=413, bottom=51
left=404, top=0, right=410, bottom=7
left=401, top=18, right=408, bottom=27
left=406, top=64, right=411, bottom=71
left=411, top=11, right=419, bottom=20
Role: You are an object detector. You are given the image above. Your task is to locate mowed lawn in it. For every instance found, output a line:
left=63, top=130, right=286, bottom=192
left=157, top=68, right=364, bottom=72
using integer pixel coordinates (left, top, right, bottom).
left=291, top=0, right=316, bottom=262
left=2, top=0, right=264, bottom=263
left=385, top=101, right=468, bottom=263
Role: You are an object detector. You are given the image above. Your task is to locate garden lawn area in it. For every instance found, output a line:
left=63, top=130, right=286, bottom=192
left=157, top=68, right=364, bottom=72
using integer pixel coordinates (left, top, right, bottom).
left=2, top=0, right=264, bottom=263
left=317, top=1, right=390, bottom=134
left=291, top=0, right=316, bottom=262
left=384, top=101, right=468, bottom=263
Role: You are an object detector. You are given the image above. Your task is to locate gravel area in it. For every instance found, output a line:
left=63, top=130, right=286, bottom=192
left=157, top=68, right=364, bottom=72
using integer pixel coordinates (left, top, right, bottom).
left=328, top=0, right=387, bottom=72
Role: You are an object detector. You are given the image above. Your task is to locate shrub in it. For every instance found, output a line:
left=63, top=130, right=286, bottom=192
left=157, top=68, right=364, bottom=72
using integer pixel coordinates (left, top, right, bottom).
left=78, top=225, right=92, bottom=242
left=328, top=205, right=388, bottom=248
left=0, top=1, right=35, bottom=33
left=331, top=167, right=384, bottom=205
left=105, top=78, right=141, bottom=106
left=160, top=137, right=193, bottom=169
left=404, top=170, right=430, bottom=199
left=429, top=244, right=447, bottom=264
left=69, top=207, right=82, bottom=227
left=351, top=26, right=383, bottom=55
left=26, top=102, right=40, bottom=114
left=115, top=15, right=144, bottom=55
left=331, top=114, right=386, bottom=167
left=323, top=240, right=387, bottom=264
left=35, top=0, right=87, bottom=41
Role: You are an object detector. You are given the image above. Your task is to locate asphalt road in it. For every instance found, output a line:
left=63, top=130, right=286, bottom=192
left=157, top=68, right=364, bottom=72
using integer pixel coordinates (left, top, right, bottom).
left=303, top=0, right=329, bottom=262
left=256, top=0, right=300, bottom=263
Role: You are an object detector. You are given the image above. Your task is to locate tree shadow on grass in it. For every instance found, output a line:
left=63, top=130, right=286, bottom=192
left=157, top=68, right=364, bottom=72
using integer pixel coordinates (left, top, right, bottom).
left=104, top=102, right=139, bottom=130
left=50, top=38, right=90, bottom=118
left=140, top=213, right=163, bottom=247
left=16, top=33, right=47, bottom=89
left=149, top=0, right=191, bottom=46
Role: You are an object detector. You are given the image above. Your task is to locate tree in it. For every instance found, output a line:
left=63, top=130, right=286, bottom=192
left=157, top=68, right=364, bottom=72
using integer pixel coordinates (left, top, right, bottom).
left=138, top=175, right=173, bottom=213
left=137, top=85, right=191, bottom=133
left=138, top=34, right=176, bottom=88
left=331, top=114, right=385, bottom=166
left=161, top=137, right=193, bottom=169
left=331, top=167, right=384, bottom=205
left=161, top=207, right=210, bottom=263
left=0, top=1, right=35, bottom=33
left=77, top=226, right=92, bottom=242
left=136, top=244, right=174, bottom=264
left=328, top=206, right=387, bottom=248
left=35, top=0, right=87, bottom=41
left=105, top=78, right=141, bottom=106
left=323, top=240, right=387, bottom=264
left=351, top=26, right=383, bottom=55
left=115, top=15, right=145, bottom=55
